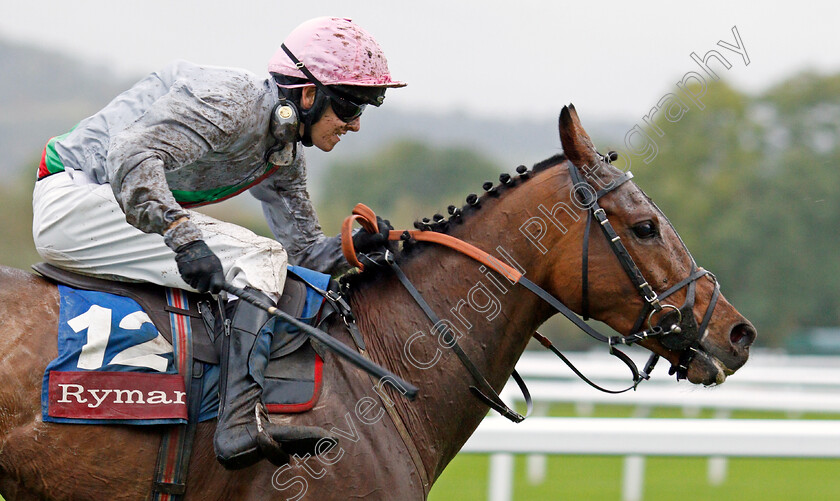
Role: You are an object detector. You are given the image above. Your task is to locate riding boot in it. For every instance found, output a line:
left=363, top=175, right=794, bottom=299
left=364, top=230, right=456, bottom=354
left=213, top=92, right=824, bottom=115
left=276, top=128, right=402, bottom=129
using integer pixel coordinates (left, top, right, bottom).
left=214, top=288, right=333, bottom=470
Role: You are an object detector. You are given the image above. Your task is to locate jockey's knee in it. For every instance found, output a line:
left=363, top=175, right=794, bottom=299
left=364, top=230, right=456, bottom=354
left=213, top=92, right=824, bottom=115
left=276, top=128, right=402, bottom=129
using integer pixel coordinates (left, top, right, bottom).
left=221, top=238, right=288, bottom=300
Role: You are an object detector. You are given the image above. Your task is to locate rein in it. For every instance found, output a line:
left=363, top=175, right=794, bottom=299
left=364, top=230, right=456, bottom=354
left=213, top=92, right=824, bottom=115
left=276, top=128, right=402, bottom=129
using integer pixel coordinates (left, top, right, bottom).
left=383, top=250, right=534, bottom=422
left=339, top=160, right=721, bottom=420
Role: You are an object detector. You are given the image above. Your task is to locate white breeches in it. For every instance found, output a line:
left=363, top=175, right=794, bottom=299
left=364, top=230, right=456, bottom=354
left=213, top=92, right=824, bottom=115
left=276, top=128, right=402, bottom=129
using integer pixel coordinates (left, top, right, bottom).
left=33, top=170, right=287, bottom=298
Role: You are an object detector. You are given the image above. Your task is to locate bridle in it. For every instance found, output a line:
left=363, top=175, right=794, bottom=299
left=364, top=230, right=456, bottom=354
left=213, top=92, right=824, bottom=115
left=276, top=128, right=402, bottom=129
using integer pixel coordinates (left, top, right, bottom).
left=566, top=159, right=721, bottom=381
left=340, top=158, right=723, bottom=422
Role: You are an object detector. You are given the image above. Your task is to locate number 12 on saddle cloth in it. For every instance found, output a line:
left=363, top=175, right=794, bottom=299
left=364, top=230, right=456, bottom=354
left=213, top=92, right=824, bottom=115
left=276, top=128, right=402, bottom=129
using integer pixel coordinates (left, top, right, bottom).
left=42, top=286, right=192, bottom=424
left=41, top=265, right=331, bottom=425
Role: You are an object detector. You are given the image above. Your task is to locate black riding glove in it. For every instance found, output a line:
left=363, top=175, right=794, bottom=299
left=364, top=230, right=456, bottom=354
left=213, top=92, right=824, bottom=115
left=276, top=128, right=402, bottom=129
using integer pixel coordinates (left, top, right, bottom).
left=175, top=240, right=225, bottom=294
left=352, top=216, right=393, bottom=253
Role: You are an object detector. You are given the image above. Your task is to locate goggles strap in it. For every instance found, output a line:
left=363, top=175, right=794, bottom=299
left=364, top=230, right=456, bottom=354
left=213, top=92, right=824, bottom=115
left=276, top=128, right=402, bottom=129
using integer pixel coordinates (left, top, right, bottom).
left=281, top=44, right=361, bottom=110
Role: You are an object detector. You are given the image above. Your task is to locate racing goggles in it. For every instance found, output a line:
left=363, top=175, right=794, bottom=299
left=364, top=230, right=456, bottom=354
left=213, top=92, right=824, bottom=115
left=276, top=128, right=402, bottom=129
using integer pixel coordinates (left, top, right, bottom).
left=329, top=95, right=366, bottom=123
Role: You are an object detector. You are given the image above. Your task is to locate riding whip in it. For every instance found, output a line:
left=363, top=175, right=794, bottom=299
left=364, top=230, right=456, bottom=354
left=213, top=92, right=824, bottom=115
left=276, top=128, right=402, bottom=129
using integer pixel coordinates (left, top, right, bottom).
left=222, top=282, right=418, bottom=400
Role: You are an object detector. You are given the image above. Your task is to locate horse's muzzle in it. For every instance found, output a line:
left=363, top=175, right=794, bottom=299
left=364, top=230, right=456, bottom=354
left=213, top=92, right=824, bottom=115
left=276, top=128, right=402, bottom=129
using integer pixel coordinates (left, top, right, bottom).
left=689, top=321, right=757, bottom=385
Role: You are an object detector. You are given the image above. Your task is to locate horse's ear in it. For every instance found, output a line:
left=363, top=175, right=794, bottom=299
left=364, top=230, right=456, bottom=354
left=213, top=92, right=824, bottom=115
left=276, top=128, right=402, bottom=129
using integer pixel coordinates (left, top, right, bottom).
left=559, top=104, right=599, bottom=167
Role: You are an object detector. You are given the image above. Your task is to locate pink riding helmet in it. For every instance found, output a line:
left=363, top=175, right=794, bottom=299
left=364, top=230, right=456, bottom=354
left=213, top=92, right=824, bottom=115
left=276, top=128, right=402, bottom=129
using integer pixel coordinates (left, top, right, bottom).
left=268, top=17, right=406, bottom=88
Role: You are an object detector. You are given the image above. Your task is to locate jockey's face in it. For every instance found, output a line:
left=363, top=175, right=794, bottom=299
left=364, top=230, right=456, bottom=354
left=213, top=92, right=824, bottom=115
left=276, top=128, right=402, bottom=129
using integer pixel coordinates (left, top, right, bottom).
left=300, top=86, right=361, bottom=152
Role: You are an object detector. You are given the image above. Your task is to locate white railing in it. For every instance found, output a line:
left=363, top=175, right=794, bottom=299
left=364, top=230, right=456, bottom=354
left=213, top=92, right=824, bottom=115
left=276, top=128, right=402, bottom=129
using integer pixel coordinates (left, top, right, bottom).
left=508, top=350, right=840, bottom=388
left=465, top=417, right=840, bottom=457
left=457, top=351, right=840, bottom=501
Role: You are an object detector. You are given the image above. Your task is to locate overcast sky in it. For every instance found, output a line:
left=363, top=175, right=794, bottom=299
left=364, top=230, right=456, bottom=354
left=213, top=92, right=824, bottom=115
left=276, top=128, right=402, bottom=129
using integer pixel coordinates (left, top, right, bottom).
left=2, top=1, right=838, bottom=121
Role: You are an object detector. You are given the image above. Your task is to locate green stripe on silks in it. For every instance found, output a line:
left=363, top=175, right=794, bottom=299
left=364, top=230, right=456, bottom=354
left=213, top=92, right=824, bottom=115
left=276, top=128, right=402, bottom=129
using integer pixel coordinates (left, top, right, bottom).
left=171, top=184, right=242, bottom=206
left=171, top=163, right=279, bottom=208
left=43, top=129, right=74, bottom=176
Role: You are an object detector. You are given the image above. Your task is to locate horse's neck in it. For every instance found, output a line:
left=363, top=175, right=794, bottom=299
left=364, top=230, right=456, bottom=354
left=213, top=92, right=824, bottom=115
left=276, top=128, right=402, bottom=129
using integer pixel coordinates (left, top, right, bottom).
left=349, top=235, right=556, bottom=481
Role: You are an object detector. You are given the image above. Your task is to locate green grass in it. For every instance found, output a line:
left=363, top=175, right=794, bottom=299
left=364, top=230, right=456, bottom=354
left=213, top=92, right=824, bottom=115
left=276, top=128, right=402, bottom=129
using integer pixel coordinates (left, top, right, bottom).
left=428, top=405, right=840, bottom=501
left=430, top=454, right=840, bottom=501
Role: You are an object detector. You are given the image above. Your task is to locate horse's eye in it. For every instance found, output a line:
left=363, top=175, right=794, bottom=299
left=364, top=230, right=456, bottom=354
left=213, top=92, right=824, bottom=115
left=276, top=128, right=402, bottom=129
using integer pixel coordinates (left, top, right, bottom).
left=632, top=220, right=658, bottom=239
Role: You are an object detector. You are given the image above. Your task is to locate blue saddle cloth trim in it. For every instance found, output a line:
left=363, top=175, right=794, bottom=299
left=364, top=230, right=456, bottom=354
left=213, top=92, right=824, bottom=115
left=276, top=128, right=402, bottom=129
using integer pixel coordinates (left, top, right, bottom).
left=287, top=265, right=331, bottom=321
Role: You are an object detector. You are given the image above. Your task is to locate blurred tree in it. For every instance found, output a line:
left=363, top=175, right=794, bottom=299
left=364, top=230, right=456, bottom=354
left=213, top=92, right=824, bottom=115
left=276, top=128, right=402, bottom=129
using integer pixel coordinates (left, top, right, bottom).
left=631, top=73, right=840, bottom=347
left=0, top=38, right=134, bottom=176
left=0, top=167, right=40, bottom=270
left=315, top=140, right=504, bottom=234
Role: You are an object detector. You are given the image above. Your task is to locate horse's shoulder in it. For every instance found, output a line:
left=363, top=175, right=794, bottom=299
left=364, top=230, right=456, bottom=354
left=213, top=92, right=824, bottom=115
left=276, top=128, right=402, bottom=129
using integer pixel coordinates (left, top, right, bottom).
left=0, top=265, right=47, bottom=283
left=0, top=265, right=58, bottom=309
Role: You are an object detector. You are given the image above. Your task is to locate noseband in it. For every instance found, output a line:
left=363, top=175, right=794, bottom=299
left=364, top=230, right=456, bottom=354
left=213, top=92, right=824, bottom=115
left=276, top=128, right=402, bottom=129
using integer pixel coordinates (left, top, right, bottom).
left=567, top=160, right=721, bottom=380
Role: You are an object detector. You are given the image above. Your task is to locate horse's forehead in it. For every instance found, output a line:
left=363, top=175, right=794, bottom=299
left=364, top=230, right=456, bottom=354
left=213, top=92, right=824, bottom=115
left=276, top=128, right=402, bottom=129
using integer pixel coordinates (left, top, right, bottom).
left=626, top=185, right=656, bottom=207
left=609, top=182, right=659, bottom=218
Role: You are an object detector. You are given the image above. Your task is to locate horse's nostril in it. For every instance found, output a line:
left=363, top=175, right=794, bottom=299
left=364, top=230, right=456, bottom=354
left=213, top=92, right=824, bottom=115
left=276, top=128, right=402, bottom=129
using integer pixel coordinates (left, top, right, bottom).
left=730, top=323, right=757, bottom=348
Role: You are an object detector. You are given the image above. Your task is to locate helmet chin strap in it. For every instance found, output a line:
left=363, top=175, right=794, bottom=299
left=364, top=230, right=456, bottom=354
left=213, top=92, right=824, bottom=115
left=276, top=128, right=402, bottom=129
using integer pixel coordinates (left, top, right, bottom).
left=299, top=91, right=330, bottom=147
left=300, top=125, right=313, bottom=147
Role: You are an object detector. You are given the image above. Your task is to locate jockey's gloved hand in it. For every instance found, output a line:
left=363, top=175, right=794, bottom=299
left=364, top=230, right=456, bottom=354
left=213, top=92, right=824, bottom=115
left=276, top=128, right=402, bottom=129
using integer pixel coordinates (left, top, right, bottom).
left=175, top=240, right=225, bottom=294
left=352, top=216, right=393, bottom=254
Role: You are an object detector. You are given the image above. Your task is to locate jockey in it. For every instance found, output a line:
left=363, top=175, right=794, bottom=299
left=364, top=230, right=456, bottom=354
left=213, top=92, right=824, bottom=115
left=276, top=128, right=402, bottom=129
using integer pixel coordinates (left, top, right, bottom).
left=32, top=17, right=404, bottom=469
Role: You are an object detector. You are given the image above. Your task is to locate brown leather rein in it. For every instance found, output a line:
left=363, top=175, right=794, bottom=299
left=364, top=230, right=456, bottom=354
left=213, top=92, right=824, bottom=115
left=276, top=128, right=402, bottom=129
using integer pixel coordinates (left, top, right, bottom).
left=341, top=203, right=523, bottom=280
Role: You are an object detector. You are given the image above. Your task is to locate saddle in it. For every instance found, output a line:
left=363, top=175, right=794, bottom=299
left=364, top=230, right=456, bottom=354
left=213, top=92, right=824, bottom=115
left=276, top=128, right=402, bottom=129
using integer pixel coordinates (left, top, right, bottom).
left=33, top=262, right=329, bottom=412
left=35, top=263, right=320, bottom=359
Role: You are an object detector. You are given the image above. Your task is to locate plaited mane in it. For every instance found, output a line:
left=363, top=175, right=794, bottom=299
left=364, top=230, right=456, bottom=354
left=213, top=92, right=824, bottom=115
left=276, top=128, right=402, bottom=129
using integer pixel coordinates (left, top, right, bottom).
left=340, top=154, right=567, bottom=288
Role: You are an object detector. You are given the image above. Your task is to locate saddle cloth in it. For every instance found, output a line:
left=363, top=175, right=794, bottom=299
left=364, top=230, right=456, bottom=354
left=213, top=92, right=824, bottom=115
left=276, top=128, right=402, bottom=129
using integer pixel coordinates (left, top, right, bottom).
left=35, top=263, right=331, bottom=424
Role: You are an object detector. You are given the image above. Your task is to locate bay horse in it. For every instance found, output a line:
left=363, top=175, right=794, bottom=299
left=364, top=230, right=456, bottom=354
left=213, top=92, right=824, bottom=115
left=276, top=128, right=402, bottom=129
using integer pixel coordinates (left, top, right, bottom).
left=0, top=105, right=755, bottom=500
